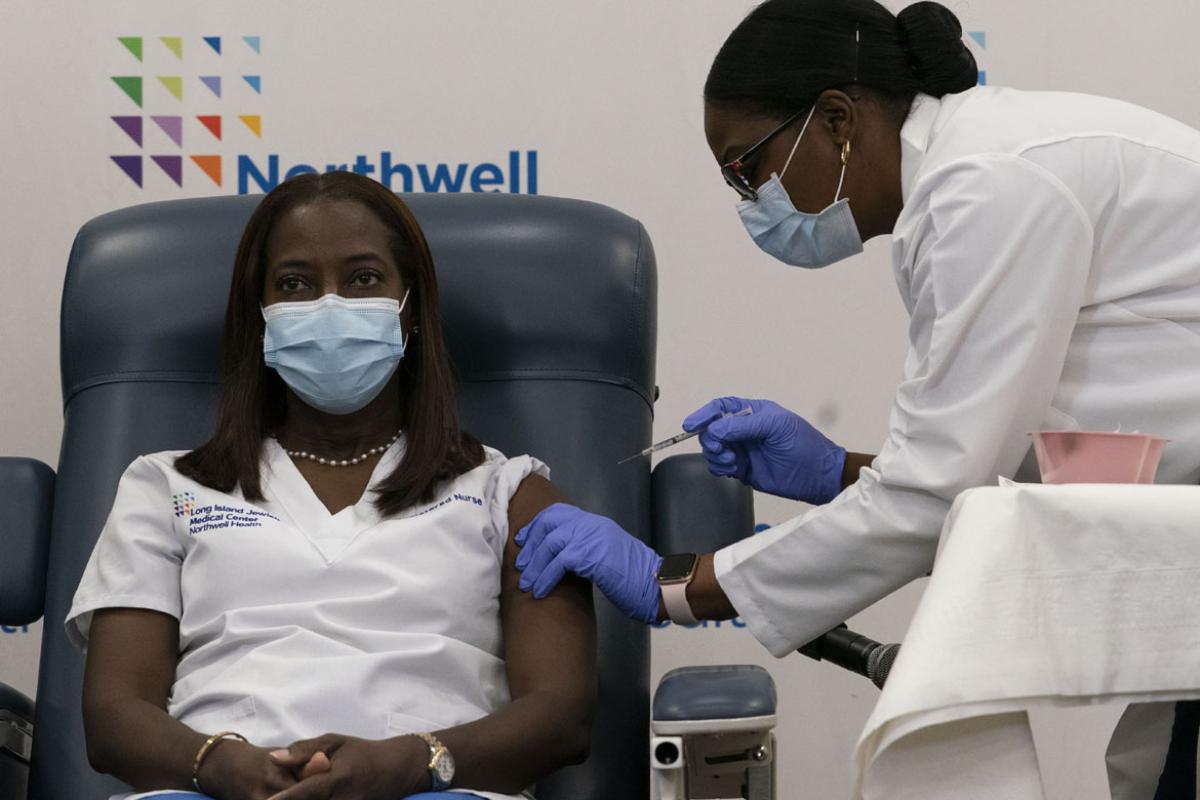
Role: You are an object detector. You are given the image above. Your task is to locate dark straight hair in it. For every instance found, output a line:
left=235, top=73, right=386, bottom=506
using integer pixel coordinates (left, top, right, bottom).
left=705, top=0, right=978, bottom=120
left=176, top=171, right=484, bottom=516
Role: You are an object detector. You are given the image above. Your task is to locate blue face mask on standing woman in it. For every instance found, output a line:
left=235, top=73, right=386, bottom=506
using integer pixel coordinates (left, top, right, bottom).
left=263, top=291, right=409, bottom=415
left=737, top=105, right=864, bottom=269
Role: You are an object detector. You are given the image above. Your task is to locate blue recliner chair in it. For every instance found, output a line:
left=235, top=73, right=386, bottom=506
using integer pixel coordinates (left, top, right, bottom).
left=0, top=193, right=773, bottom=800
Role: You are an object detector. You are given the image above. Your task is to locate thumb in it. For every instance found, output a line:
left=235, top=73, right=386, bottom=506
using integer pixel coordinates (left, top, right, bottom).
left=299, top=751, right=331, bottom=780
left=269, top=737, right=332, bottom=767
left=682, top=396, right=748, bottom=432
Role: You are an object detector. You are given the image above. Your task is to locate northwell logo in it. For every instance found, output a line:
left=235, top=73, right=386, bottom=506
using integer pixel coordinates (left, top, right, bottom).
left=172, top=491, right=198, bottom=518
left=109, top=35, right=539, bottom=195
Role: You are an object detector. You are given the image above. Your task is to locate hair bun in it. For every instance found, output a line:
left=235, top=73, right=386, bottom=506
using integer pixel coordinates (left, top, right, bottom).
left=896, top=1, right=978, bottom=97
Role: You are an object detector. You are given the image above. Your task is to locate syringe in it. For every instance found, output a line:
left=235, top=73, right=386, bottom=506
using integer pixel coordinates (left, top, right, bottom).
left=617, top=407, right=753, bottom=465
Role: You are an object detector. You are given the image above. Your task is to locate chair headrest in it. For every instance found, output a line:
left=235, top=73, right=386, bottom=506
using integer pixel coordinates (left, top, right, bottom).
left=61, top=193, right=657, bottom=407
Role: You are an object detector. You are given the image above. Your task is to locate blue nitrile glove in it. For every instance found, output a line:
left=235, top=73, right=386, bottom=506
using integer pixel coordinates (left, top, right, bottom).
left=683, top=396, right=846, bottom=504
left=515, top=503, right=663, bottom=623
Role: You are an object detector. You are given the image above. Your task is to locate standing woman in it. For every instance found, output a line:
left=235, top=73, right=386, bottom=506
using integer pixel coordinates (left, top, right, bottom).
left=517, top=0, right=1200, bottom=791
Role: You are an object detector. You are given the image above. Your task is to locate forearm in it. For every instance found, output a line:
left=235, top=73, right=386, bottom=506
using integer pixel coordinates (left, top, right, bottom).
left=429, top=689, right=593, bottom=794
left=841, top=451, right=876, bottom=490
left=84, top=696, right=208, bottom=792
left=651, top=454, right=876, bottom=625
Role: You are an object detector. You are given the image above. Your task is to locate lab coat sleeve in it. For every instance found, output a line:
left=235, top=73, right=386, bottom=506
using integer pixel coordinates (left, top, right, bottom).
left=715, top=155, right=1095, bottom=656
left=65, top=455, right=186, bottom=649
left=483, top=450, right=551, bottom=559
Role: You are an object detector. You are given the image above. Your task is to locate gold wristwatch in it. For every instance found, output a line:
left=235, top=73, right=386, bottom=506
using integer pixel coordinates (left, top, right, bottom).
left=414, top=731, right=455, bottom=790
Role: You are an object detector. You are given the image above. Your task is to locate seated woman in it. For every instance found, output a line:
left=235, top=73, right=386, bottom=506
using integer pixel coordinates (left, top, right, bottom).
left=66, top=172, right=596, bottom=800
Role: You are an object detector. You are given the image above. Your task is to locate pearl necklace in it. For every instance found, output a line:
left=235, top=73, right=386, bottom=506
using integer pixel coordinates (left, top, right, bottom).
left=281, top=429, right=402, bottom=467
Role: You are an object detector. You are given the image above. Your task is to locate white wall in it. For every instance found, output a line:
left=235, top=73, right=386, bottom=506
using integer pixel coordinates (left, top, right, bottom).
left=3, top=1, right=1198, bottom=796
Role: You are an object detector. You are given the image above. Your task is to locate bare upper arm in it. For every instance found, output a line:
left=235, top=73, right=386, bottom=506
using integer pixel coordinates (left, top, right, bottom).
left=500, top=475, right=597, bottom=703
left=83, top=608, right=180, bottom=714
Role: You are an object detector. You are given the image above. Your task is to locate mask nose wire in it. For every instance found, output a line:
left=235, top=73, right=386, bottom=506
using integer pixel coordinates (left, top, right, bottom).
left=779, top=104, right=818, bottom=179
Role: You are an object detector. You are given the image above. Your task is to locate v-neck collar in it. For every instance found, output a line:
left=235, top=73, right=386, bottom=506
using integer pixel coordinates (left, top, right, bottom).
left=262, top=434, right=406, bottom=564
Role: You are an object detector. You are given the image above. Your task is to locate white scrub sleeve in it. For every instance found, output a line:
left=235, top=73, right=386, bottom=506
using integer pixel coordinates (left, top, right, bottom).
left=716, top=155, right=1095, bottom=656
left=65, top=454, right=186, bottom=649
left=482, top=448, right=550, bottom=560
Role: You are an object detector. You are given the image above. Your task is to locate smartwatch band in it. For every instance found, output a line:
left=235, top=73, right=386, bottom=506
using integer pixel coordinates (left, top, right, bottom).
left=661, top=579, right=699, bottom=624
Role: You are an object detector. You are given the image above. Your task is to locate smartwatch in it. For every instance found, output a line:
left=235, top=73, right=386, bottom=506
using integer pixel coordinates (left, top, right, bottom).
left=656, top=553, right=699, bottom=624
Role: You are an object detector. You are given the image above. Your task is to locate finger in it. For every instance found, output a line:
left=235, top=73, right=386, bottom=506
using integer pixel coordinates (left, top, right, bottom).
left=699, top=439, right=737, bottom=466
left=519, top=527, right=572, bottom=592
left=531, top=549, right=573, bottom=599
left=299, top=751, right=331, bottom=780
left=270, top=736, right=339, bottom=766
left=682, top=396, right=746, bottom=432
left=517, top=503, right=587, bottom=571
left=705, top=444, right=746, bottom=477
left=269, top=748, right=309, bottom=767
left=698, top=430, right=724, bottom=453
left=266, top=772, right=337, bottom=800
left=707, top=458, right=740, bottom=477
left=515, top=502, right=578, bottom=550
left=682, top=402, right=723, bottom=433
left=266, top=767, right=300, bottom=793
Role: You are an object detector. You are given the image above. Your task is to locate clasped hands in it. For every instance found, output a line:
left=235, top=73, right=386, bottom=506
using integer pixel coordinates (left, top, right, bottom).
left=200, top=732, right=429, bottom=800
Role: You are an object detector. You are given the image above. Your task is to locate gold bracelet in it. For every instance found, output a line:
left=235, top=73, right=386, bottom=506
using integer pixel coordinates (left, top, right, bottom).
left=192, top=731, right=248, bottom=792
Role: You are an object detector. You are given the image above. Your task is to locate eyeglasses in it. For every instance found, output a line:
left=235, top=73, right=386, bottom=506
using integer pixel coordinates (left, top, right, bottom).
left=720, top=107, right=810, bottom=202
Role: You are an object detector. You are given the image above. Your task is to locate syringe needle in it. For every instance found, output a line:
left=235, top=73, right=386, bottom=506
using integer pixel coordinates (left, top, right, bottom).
left=617, top=407, right=752, bottom=465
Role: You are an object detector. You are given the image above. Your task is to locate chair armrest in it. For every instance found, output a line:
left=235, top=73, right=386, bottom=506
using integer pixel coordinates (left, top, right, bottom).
left=0, top=682, right=34, bottom=758
left=650, top=454, right=754, bottom=555
left=651, top=665, right=777, bottom=734
left=0, top=680, right=33, bottom=800
left=0, top=457, right=55, bottom=625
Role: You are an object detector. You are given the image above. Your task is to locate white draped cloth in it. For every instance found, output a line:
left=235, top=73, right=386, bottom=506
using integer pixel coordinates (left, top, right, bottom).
left=854, top=484, right=1200, bottom=800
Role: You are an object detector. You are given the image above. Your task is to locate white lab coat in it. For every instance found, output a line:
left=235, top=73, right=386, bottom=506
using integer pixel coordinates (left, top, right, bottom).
left=68, top=438, right=546, bottom=800
left=715, top=86, right=1200, bottom=656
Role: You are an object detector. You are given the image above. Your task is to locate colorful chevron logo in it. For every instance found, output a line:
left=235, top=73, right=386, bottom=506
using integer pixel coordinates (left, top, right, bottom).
left=172, top=491, right=197, bottom=518
left=109, top=34, right=262, bottom=189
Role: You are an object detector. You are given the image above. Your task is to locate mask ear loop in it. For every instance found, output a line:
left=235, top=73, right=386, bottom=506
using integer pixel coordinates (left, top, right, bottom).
left=779, top=104, right=818, bottom=179
left=397, top=289, right=412, bottom=351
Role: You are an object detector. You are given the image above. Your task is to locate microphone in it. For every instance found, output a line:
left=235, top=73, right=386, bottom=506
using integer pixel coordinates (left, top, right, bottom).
left=797, top=625, right=901, bottom=689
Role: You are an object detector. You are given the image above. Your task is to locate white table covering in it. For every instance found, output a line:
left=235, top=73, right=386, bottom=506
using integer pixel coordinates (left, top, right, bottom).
left=854, top=484, right=1200, bottom=800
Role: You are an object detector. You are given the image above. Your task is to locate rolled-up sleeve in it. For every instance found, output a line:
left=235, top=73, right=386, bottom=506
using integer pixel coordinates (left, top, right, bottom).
left=716, top=155, right=1095, bottom=656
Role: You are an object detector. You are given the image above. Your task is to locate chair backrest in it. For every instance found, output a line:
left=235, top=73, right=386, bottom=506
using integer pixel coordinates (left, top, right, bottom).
left=34, top=193, right=657, bottom=800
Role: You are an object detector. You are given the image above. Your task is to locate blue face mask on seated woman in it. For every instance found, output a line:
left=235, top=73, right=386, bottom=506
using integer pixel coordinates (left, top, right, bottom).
left=737, top=105, right=864, bottom=269
left=263, top=291, right=409, bottom=414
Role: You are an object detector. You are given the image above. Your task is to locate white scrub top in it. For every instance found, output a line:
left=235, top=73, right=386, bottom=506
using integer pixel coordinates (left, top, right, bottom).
left=68, top=438, right=546, bottom=800
left=716, top=86, right=1200, bottom=656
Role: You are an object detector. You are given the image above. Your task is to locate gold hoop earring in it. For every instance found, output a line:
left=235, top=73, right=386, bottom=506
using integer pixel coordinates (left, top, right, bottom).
left=841, top=140, right=852, bottom=166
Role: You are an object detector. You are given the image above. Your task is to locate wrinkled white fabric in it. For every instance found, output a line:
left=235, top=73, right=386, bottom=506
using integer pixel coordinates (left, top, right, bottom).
left=854, top=484, right=1200, bottom=800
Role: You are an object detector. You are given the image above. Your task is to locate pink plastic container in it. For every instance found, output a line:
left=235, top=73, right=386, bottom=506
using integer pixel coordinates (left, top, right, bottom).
left=1031, top=431, right=1167, bottom=484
